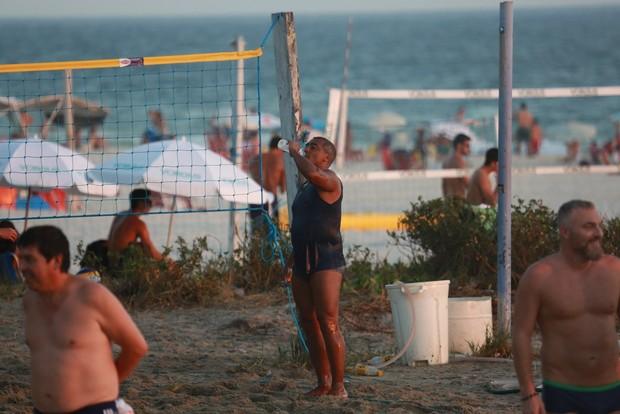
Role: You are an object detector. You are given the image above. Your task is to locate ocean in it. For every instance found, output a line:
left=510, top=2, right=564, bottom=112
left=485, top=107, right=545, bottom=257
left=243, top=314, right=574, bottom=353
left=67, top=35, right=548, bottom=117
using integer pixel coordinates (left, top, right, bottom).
left=0, top=6, right=619, bottom=152
left=0, top=6, right=619, bottom=261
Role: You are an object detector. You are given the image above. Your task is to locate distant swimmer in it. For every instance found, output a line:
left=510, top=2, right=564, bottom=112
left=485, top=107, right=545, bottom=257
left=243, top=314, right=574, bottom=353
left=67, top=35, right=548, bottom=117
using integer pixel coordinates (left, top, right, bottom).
left=513, top=200, right=620, bottom=414
left=19, top=225, right=148, bottom=414
left=515, top=102, right=534, bottom=156
left=286, top=136, right=348, bottom=398
left=108, top=188, right=163, bottom=263
left=442, top=133, right=471, bottom=199
left=466, top=147, right=498, bottom=207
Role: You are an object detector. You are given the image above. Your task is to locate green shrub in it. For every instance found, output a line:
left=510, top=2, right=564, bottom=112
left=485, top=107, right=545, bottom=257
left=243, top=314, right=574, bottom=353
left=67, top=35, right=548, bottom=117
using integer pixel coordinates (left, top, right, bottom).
left=343, top=245, right=421, bottom=295
left=388, top=197, right=559, bottom=289
left=389, top=197, right=497, bottom=288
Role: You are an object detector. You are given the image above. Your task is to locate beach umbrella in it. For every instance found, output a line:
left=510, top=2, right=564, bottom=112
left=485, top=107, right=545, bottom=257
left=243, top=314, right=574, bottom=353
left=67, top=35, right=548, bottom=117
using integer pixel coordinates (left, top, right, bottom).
left=369, top=111, right=407, bottom=132
left=22, top=95, right=108, bottom=129
left=0, top=97, right=22, bottom=115
left=88, top=137, right=274, bottom=245
left=547, top=121, right=597, bottom=142
left=0, top=138, right=119, bottom=229
left=216, top=111, right=281, bottom=131
left=430, top=121, right=479, bottom=143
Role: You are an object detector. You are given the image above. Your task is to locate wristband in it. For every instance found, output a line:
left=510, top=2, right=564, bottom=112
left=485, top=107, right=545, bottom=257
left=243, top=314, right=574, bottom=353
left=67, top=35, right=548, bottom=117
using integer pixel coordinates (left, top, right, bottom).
left=520, top=391, right=538, bottom=402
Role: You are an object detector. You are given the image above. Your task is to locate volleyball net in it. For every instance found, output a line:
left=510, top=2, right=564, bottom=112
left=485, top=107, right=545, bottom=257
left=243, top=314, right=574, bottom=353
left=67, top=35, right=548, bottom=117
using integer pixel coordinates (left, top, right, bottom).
left=0, top=40, right=273, bottom=223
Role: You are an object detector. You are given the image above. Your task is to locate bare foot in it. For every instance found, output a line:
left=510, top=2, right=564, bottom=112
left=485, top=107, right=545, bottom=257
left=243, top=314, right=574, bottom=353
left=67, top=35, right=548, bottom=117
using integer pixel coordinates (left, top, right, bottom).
left=328, top=383, right=348, bottom=399
left=304, top=385, right=331, bottom=397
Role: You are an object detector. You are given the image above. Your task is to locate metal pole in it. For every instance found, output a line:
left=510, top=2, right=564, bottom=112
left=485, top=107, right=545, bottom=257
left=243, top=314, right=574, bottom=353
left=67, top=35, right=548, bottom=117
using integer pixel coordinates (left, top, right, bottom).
left=165, top=195, right=177, bottom=248
left=64, top=69, right=75, bottom=149
left=272, top=12, right=304, bottom=223
left=497, top=1, right=513, bottom=336
left=227, top=36, right=245, bottom=255
left=335, top=17, right=353, bottom=169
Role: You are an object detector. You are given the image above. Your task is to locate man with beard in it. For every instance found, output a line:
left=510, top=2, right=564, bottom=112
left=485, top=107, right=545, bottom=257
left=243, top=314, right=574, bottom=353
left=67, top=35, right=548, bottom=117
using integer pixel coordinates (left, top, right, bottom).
left=513, top=200, right=620, bottom=414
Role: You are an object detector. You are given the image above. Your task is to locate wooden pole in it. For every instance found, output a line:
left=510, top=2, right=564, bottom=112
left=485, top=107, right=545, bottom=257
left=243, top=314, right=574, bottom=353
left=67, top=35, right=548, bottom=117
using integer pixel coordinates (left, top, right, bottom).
left=497, top=1, right=514, bottom=336
left=272, top=12, right=303, bottom=224
left=227, top=36, right=245, bottom=255
left=64, top=69, right=75, bottom=149
left=23, top=187, right=32, bottom=232
left=166, top=195, right=177, bottom=248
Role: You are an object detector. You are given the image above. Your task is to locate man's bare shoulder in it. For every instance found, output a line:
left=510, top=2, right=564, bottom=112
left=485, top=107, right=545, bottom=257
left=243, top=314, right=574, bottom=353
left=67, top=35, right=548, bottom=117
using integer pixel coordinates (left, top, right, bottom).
left=597, top=254, right=620, bottom=272
left=520, top=254, right=558, bottom=286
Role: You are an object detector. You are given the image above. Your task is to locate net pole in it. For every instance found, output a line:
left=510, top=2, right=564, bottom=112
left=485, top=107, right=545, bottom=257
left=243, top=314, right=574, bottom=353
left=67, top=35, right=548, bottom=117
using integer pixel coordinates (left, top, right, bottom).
left=64, top=69, right=75, bottom=149
left=497, top=0, right=514, bottom=336
left=228, top=36, right=246, bottom=255
left=335, top=17, right=353, bottom=169
left=272, top=12, right=304, bottom=222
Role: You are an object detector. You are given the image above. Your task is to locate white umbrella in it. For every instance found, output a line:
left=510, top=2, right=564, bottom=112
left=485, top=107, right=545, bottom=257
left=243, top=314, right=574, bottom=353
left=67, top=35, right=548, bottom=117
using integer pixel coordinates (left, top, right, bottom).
left=547, top=121, right=597, bottom=142
left=0, top=138, right=119, bottom=228
left=430, top=121, right=479, bottom=143
left=88, top=137, right=274, bottom=245
left=369, top=111, right=407, bottom=132
left=216, top=111, right=281, bottom=131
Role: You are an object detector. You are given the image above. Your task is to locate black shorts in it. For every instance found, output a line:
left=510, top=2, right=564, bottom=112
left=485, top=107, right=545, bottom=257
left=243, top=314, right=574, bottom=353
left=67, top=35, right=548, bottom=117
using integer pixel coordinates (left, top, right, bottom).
left=34, top=400, right=118, bottom=414
left=292, top=241, right=345, bottom=280
left=543, top=380, right=620, bottom=414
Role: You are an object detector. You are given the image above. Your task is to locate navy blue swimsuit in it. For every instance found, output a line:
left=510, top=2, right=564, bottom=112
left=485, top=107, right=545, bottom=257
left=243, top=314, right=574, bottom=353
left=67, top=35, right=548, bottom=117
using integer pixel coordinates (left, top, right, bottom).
left=290, top=180, right=345, bottom=279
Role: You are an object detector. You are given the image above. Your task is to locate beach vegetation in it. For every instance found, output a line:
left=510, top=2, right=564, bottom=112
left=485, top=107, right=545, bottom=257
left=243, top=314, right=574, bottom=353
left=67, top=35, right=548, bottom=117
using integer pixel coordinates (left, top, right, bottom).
left=468, top=326, right=512, bottom=358
left=388, top=197, right=558, bottom=290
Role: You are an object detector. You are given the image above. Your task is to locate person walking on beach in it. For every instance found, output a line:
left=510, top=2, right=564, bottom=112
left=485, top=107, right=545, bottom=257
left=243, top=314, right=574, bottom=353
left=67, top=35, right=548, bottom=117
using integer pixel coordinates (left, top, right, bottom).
left=513, top=200, right=620, bottom=414
left=515, top=103, right=534, bottom=156
left=442, top=133, right=471, bottom=199
left=19, top=225, right=148, bottom=414
left=528, top=118, right=542, bottom=157
left=108, top=188, right=163, bottom=263
left=466, top=147, right=498, bottom=207
left=286, top=136, right=347, bottom=398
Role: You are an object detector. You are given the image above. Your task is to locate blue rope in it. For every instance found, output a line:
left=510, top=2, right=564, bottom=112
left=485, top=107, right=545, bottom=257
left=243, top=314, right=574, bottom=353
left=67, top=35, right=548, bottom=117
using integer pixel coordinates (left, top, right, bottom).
left=256, top=14, right=308, bottom=354
left=261, top=213, right=309, bottom=354
left=260, top=14, right=280, bottom=48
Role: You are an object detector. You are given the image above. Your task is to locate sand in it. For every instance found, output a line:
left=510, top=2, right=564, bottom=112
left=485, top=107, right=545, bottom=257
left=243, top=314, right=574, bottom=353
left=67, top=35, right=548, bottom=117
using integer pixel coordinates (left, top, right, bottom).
left=0, top=293, right=531, bottom=414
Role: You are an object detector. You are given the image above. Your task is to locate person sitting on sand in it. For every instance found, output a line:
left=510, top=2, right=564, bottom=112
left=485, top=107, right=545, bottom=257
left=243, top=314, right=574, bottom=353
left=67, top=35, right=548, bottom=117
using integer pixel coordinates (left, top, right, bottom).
left=513, top=200, right=620, bottom=414
left=108, top=189, right=163, bottom=264
left=286, top=136, right=348, bottom=398
left=466, top=147, right=498, bottom=207
left=19, top=225, right=148, bottom=414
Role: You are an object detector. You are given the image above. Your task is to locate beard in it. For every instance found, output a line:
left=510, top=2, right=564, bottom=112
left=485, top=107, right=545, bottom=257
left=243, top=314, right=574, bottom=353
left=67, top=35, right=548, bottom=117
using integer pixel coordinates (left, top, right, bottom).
left=575, top=238, right=604, bottom=261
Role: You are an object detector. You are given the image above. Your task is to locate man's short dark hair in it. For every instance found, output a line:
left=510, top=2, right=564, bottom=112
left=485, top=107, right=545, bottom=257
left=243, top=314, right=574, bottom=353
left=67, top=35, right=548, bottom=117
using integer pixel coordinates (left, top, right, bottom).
left=269, top=135, right=281, bottom=150
left=0, top=220, right=16, bottom=254
left=453, top=134, right=471, bottom=149
left=484, top=148, right=499, bottom=166
left=557, top=200, right=595, bottom=228
left=130, top=188, right=152, bottom=210
left=17, top=225, right=70, bottom=272
left=309, top=136, right=337, bottom=165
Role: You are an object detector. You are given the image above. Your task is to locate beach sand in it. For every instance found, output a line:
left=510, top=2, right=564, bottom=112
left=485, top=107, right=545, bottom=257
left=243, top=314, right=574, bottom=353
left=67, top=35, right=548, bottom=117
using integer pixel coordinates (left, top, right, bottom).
left=0, top=293, right=527, bottom=414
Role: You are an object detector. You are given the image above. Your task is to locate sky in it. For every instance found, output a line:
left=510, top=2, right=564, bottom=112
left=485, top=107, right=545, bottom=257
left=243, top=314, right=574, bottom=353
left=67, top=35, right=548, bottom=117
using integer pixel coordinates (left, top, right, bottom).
left=3, top=0, right=618, bottom=18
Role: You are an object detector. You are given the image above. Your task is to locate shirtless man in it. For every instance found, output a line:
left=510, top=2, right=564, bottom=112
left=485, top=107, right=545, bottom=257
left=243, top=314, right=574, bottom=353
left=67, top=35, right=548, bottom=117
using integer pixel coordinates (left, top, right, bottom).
left=19, top=225, right=148, bottom=414
left=442, top=133, right=471, bottom=199
left=108, top=188, right=162, bottom=262
left=466, top=147, right=498, bottom=207
left=515, top=102, right=534, bottom=156
left=248, top=135, right=286, bottom=226
left=513, top=200, right=620, bottom=414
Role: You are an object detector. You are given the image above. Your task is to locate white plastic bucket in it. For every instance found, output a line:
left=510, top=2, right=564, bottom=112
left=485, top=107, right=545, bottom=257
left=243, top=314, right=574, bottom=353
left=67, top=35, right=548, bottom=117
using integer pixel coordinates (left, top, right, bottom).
left=448, top=297, right=493, bottom=354
left=385, top=280, right=450, bottom=365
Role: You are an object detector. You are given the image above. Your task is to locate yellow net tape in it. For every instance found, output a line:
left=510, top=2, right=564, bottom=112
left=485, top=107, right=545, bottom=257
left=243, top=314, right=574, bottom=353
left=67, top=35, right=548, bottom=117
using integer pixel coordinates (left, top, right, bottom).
left=0, top=48, right=263, bottom=74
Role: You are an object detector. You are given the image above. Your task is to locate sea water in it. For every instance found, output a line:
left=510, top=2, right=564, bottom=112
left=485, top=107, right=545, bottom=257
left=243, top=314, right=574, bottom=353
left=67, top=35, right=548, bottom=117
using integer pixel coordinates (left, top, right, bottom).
left=0, top=6, right=618, bottom=154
